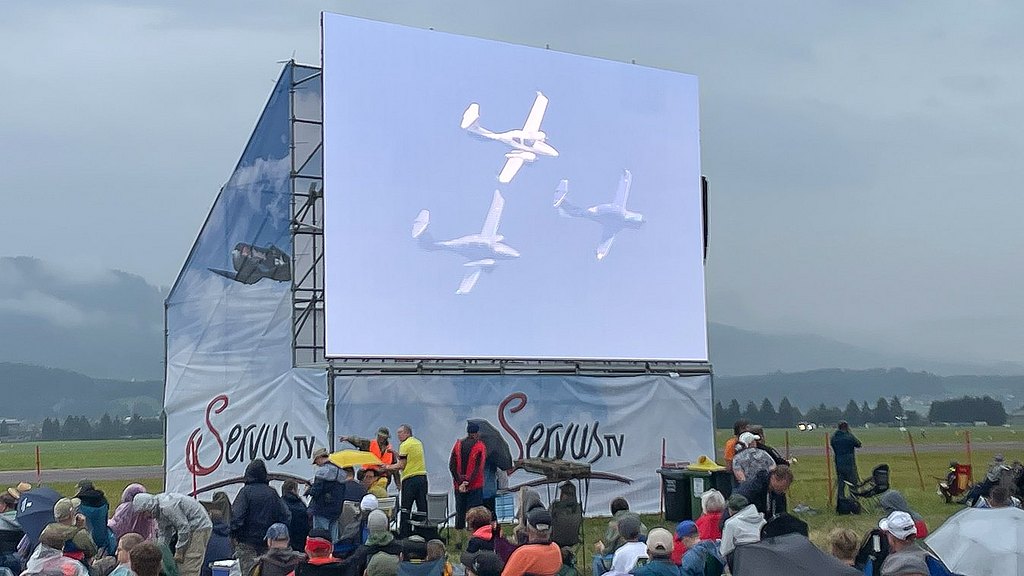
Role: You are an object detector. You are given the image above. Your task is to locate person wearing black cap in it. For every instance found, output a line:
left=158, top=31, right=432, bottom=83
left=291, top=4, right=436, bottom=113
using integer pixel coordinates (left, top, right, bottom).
left=449, top=422, right=487, bottom=530
left=75, top=479, right=113, bottom=554
left=501, top=508, right=561, bottom=576
left=462, top=551, right=503, bottom=576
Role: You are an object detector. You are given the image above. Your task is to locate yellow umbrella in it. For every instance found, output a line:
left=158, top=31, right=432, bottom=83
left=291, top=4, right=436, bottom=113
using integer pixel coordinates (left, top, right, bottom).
left=328, top=449, right=383, bottom=469
left=686, top=455, right=725, bottom=471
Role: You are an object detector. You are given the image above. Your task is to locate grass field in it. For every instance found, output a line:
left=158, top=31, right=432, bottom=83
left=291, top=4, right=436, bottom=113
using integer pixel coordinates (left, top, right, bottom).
left=713, top=425, right=1024, bottom=450
left=710, top=427, right=1016, bottom=549
left=0, top=439, right=163, bottom=470
left=2, top=431, right=1016, bottom=573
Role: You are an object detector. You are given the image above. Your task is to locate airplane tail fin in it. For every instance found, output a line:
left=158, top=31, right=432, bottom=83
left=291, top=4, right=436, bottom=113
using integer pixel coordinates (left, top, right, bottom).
left=412, top=209, right=435, bottom=245
left=553, top=179, right=584, bottom=218
left=461, top=103, right=482, bottom=130
left=553, top=179, right=569, bottom=207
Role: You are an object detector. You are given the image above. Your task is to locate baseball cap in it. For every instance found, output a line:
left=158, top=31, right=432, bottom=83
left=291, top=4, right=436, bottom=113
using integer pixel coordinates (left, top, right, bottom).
left=311, top=447, right=329, bottom=464
left=879, top=511, right=917, bottom=540
left=53, top=497, right=81, bottom=521
left=646, top=528, right=673, bottom=556
left=674, top=520, right=698, bottom=538
left=738, top=432, right=761, bottom=445
left=377, top=427, right=390, bottom=439
left=367, top=509, right=389, bottom=534
left=265, top=523, right=289, bottom=541
left=75, top=479, right=94, bottom=493
left=360, top=494, right=379, bottom=511
left=526, top=507, right=552, bottom=531
left=462, top=551, right=503, bottom=576
left=467, top=422, right=480, bottom=434
left=727, top=494, right=749, bottom=512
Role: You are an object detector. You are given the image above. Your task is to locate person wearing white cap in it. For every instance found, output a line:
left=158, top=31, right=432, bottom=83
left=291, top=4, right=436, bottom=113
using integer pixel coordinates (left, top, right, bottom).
left=878, top=511, right=928, bottom=576
left=631, top=527, right=681, bottom=576
left=730, top=431, right=775, bottom=483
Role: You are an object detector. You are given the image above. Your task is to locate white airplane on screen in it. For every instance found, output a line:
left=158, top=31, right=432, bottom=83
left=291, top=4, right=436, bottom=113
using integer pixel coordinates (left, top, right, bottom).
left=460, top=91, right=559, bottom=184
left=412, top=190, right=520, bottom=295
left=554, top=169, right=645, bottom=261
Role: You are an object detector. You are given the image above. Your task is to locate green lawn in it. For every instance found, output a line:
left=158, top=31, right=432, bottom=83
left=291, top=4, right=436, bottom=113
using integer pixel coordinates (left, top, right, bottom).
left=714, top=425, right=1024, bottom=450
left=42, top=478, right=165, bottom=504
left=0, top=439, right=164, bottom=470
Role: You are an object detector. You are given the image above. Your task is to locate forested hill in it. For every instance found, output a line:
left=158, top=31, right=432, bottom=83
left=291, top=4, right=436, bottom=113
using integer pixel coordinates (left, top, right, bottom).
left=715, top=367, right=1024, bottom=409
left=0, top=362, right=162, bottom=421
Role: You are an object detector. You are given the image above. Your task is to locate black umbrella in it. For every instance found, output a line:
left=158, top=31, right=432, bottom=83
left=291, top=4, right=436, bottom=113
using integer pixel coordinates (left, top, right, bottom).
left=16, top=486, right=61, bottom=549
left=733, top=533, right=860, bottom=576
left=468, top=418, right=514, bottom=470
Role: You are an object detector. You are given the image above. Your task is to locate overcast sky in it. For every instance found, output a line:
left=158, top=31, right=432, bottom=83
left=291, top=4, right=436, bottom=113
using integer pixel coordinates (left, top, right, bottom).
left=2, top=1, right=1022, bottom=366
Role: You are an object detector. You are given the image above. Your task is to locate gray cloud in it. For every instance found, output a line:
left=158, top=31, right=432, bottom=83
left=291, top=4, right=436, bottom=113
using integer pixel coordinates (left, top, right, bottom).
left=2, top=1, right=1023, bottom=368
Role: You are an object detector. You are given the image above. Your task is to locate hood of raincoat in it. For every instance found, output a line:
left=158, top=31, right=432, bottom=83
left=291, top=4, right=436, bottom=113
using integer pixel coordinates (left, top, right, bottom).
left=132, top=493, right=159, bottom=516
left=120, top=484, right=147, bottom=505
left=244, top=460, right=269, bottom=484
left=880, top=491, right=922, bottom=521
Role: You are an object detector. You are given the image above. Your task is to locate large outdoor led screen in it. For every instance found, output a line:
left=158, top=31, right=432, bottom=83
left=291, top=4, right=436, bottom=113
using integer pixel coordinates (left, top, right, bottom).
left=322, top=13, right=707, bottom=361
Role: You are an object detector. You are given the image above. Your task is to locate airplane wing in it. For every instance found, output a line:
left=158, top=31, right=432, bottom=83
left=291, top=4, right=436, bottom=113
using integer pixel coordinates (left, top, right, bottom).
left=522, top=91, right=549, bottom=134
left=595, top=230, right=617, bottom=261
left=497, top=156, right=525, bottom=184
left=456, top=269, right=482, bottom=295
left=613, top=169, right=633, bottom=207
left=480, top=190, right=505, bottom=238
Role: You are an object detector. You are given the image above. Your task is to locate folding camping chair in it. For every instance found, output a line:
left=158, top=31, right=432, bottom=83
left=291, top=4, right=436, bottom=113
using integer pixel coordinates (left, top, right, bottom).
left=936, top=463, right=971, bottom=504
left=378, top=496, right=398, bottom=529
left=847, top=464, right=890, bottom=509
left=408, top=493, right=456, bottom=542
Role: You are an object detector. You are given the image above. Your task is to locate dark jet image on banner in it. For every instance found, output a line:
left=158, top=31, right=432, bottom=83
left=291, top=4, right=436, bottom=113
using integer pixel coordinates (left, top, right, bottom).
left=209, top=243, right=291, bottom=284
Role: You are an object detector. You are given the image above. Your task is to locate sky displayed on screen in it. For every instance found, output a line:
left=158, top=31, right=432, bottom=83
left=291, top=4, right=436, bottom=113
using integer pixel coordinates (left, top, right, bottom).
left=322, top=13, right=705, bottom=361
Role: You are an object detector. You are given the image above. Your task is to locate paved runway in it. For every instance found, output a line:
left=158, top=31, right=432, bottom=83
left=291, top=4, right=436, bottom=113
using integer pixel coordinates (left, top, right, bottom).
left=0, top=465, right=163, bottom=485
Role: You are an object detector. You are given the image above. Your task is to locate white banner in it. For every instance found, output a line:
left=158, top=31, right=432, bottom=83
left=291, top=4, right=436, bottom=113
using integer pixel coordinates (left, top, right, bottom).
left=165, top=368, right=327, bottom=496
left=164, top=63, right=329, bottom=496
left=332, top=374, right=713, bottom=514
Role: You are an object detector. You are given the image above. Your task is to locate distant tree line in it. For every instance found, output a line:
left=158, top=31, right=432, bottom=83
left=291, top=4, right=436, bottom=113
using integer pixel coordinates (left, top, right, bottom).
left=716, top=395, right=1006, bottom=427
left=928, top=396, right=1007, bottom=425
left=714, top=396, right=913, bottom=428
left=39, top=413, right=162, bottom=440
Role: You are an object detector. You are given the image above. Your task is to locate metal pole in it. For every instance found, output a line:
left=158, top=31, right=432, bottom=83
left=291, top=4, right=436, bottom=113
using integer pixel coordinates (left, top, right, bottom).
left=907, top=429, right=924, bottom=490
left=825, top=432, right=833, bottom=510
left=35, top=445, right=40, bottom=482
left=965, top=429, right=974, bottom=483
left=327, top=365, right=336, bottom=452
left=785, top=430, right=791, bottom=461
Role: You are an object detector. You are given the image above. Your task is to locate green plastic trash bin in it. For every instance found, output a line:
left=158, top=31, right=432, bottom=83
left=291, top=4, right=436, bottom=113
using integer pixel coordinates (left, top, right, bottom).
left=682, top=469, right=734, bottom=519
left=658, top=468, right=691, bottom=521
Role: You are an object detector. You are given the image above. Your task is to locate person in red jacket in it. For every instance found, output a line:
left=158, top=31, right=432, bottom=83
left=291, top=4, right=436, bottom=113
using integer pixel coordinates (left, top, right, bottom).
left=450, top=422, right=487, bottom=529
left=694, top=489, right=725, bottom=541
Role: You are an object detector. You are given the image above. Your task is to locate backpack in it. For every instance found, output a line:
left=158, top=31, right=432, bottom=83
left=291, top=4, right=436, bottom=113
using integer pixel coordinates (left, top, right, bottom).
left=704, top=554, right=724, bottom=576
left=836, top=497, right=862, bottom=515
